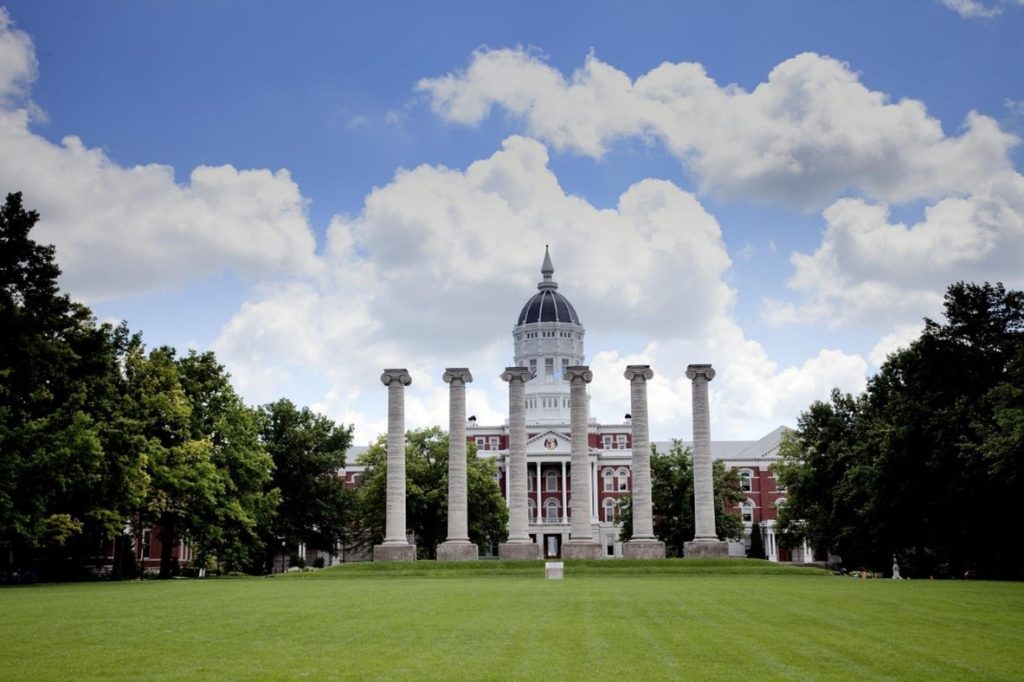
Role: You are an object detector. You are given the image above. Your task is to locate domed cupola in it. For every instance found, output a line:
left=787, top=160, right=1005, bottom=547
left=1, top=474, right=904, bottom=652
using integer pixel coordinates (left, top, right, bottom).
left=517, top=247, right=581, bottom=326
left=512, top=247, right=586, bottom=425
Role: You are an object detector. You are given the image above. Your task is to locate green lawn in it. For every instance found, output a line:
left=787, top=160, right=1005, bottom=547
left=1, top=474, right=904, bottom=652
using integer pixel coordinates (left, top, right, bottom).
left=2, top=560, right=1022, bottom=680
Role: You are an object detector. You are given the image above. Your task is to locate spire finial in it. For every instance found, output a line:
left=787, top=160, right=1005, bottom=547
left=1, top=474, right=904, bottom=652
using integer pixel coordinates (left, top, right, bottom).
left=539, top=245, right=557, bottom=290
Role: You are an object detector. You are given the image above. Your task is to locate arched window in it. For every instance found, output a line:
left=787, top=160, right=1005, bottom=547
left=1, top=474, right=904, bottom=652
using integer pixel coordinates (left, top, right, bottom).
left=527, top=471, right=535, bottom=492
left=602, top=498, right=617, bottom=523
left=545, top=498, right=560, bottom=522
left=545, top=470, right=559, bottom=492
left=528, top=498, right=537, bottom=521
left=741, top=499, right=754, bottom=524
left=739, top=469, right=754, bottom=493
left=617, top=468, right=629, bottom=492
left=603, top=468, right=614, bottom=492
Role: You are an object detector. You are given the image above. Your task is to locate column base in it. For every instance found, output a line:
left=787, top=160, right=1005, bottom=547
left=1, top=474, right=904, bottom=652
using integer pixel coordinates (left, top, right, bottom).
left=373, top=543, right=416, bottom=562
left=684, top=539, right=729, bottom=558
left=436, top=541, right=478, bottom=562
left=562, top=541, right=604, bottom=560
left=623, top=539, right=666, bottom=559
left=498, top=542, right=542, bottom=561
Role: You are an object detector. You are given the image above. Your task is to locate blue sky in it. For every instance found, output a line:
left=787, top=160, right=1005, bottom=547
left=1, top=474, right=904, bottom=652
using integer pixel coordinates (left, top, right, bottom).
left=2, top=1, right=1022, bottom=442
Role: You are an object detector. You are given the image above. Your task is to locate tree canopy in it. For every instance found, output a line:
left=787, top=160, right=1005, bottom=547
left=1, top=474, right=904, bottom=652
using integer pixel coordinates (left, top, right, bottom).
left=618, top=440, right=743, bottom=556
left=1, top=192, right=350, bottom=580
left=354, top=426, right=508, bottom=559
left=776, top=282, right=1024, bottom=578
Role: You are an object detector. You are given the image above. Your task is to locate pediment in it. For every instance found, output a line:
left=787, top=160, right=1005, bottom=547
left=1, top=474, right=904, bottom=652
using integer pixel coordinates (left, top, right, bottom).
left=526, top=430, right=570, bottom=454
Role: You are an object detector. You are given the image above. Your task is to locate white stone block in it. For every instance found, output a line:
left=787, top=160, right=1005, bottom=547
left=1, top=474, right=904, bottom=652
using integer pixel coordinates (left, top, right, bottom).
left=545, top=561, right=564, bottom=580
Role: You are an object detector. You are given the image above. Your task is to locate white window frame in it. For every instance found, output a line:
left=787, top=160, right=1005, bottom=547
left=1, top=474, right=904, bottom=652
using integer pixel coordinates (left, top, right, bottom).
left=603, top=468, right=614, bottom=492
left=603, top=497, right=617, bottom=523
left=741, top=499, right=754, bottom=524
left=545, top=470, right=559, bottom=492
left=739, top=469, right=754, bottom=493
left=617, top=467, right=629, bottom=492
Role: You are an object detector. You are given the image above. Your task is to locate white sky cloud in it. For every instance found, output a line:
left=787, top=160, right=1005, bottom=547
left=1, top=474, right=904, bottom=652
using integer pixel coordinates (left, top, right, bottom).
left=0, top=13, right=321, bottom=301
left=938, top=0, right=1024, bottom=18
left=418, top=49, right=1018, bottom=209
left=215, top=136, right=868, bottom=441
left=764, top=170, right=1024, bottom=330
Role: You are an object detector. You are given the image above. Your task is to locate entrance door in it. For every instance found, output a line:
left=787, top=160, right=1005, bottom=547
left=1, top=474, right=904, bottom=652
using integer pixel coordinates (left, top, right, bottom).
left=545, top=534, right=561, bottom=558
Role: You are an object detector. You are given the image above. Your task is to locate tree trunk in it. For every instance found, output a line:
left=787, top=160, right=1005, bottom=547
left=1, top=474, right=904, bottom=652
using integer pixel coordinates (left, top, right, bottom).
left=158, top=516, right=176, bottom=579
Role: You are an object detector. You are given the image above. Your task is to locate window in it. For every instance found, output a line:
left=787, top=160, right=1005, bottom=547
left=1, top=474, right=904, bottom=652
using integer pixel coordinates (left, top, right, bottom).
left=489, top=436, right=500, bottom=451
left=527, top=472, right=535, bottom=492
left=617, top=468, right=629, bottom=491
left=545, top=470, right=559, bottom=492
left=545, top=357, right=554, bottom=382
left=475, top=437, right=485, bottom=449
left=528, top=499, right=537, bottom=521
left=603, top=498, right=618, bottom=523
left=142, top=529, right=152, bottom=559
left=741, top=499, right=754, bottom=524
left=616, top=434, right=628, bottom=449
left=603, top=435, right=613, bottom=449
left=603, top=468, right=614, bottom=492
left=561, top=358, right=569, bottom=380
left=739, top=469, right=753, bottom=493
left=529, top=358, right=537, bottom=379
left=545, top=499, right=560, bottom=521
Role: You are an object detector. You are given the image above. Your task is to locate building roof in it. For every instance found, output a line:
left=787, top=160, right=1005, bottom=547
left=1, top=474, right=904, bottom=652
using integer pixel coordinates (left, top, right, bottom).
left=516, top=246, right=581, bottom=326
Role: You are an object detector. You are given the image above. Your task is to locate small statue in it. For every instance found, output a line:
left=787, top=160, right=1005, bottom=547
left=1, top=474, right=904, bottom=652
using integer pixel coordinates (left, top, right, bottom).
left=892, top=555, right=902, bottom=580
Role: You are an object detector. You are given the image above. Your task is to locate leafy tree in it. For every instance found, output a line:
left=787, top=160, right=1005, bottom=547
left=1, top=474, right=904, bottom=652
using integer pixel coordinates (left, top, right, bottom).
left=618, top=440, right=743, bottom=556
left=779, top=282, right=1024, bottom=577
left=256, top=399, right=351, bottom=571
left=177, top=351, right=276, bottom=573
left=354, top=427, right=507, bottom=559
left=1, top=193, right=148, bottom=577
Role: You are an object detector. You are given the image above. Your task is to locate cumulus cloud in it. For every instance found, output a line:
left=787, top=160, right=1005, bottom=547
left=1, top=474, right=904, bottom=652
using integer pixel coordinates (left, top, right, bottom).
left=0, top=12, right=320, bottom=300
left=939, top=0, right=1024, bottom=18
left=418, top=49, right=1017, bottom=209
left=764, top=171, right=1024, bottom=329
left=215, top=136, right=868, bottom=441
left=0, top=8, right=35, bottom=106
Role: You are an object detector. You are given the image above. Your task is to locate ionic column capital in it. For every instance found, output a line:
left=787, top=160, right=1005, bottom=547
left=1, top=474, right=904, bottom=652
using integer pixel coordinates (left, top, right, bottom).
left=442, top=368, right=473, bottom=385
left=501, top=367, right=531, bottom=383
left=624, top=365, right=654, bottom=382
left=565, top=366, right=593, bottom=384
left=381, top=368, right=413, bottom=387
left=685, top=364, right=715, bottom=383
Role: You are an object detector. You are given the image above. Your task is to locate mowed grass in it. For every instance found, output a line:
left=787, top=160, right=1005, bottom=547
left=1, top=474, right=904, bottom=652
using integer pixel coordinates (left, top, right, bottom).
left=2, top=560, right=1022, bottom=681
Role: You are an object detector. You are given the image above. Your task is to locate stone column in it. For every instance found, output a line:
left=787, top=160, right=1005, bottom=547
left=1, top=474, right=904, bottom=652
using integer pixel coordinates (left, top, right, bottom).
left=499, top=367, right=541, bottom=560
left=684, top=364, right=728, bottom=558
left=562, top=366, right=603, bottom=559
left=623, top=365, right=665, bottom=559
left=437, top=368, right=477, bottom=561
left=373, top=369, right=416, bottom=562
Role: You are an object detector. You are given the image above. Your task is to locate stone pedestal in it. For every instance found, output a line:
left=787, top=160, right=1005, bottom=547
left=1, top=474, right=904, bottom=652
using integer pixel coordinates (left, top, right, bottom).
left=684, top=540, right=729, bottom=558
left=498, top=542, right=542, bottom=560
left=562, top=541, right=605, bottom=560
left=436, top=542, right=478, bottom=562
left=373, top=543, right=417, bottom=562
left=623, top=539, right=666, bottom=559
